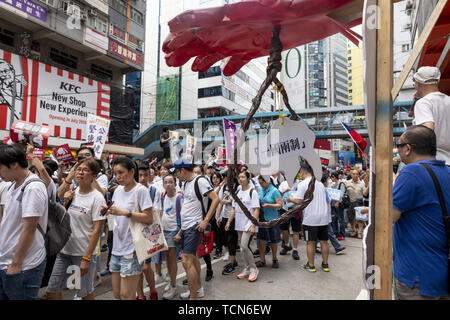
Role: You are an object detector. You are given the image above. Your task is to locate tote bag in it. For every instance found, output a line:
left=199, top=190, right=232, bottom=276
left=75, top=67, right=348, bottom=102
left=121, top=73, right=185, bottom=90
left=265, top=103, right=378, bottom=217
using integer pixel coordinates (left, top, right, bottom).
left=129, top=184, right=168, bottom=264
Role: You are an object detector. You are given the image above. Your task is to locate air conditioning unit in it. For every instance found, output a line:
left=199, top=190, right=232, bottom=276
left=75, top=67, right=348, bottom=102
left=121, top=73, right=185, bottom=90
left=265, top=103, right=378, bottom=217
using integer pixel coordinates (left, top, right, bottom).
left=402, top=23, right=412, bottom=31
left=89, top=9, right=97, bottom=16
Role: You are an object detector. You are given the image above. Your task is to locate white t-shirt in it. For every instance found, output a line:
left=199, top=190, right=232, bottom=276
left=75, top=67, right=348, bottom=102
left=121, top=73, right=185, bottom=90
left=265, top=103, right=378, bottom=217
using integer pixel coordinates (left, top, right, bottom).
left=0, top=180, right=12, bottom=206
left=61, top=189, right=106, bottom=256
left=413, top=91, right=450, bottom=164
left=96, top=173, right=109, bottom=191
left=111, top=184, right=153, bottom=256
left=180, top=175, right=213, bottom=230
left=161, top=194, right=179, bottom=232
left=218, top=184, right=232, bottom=219
left=154, top=178, right=181, bottom=194
left=294, top=177, right=331, bottom=226
left=232, top=186, right=260, bottom=232
left=0, top=175, right=48, bottom=271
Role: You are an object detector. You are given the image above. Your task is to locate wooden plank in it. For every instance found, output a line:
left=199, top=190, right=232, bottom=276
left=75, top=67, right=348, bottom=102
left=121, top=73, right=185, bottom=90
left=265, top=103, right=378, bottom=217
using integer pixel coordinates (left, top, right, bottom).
left=374, top=0, right=393, bottom=300
left=391, top=0, right=449, bottom=100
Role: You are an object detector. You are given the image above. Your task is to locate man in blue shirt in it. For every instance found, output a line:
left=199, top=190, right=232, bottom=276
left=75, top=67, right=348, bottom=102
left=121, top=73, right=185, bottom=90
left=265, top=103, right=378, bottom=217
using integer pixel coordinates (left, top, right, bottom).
left=393, top=125, right=449, bottom=299
left=256, top=176, right=283, bottom=269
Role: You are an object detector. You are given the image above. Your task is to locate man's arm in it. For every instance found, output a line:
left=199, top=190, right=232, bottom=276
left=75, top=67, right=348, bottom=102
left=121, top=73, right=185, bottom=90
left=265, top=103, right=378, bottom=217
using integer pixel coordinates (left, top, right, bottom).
left=197, top=190, right=220, bottom=232
left=92, top=179, right=107, bottom=196
left=418, top=121, right=435, bottom=130
left=7, top=216, right=40, bottom=274
left=392, top=207, right=402, bottom=223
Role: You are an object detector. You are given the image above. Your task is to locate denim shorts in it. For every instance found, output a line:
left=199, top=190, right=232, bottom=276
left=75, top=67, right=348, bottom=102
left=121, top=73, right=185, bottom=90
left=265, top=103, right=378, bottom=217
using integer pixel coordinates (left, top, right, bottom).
left=145, top=251, right=166, bottom=264
left=110, top=252, right=143, bottom=278
left=46, top=253, right=97, bottom=298
left=181, top=224, right=202, bottom=255
left=164, top=230, right=180, bottom=248
left=257, top=225, right=281, bottom=244
left=0, top=258, right=46, bottom=300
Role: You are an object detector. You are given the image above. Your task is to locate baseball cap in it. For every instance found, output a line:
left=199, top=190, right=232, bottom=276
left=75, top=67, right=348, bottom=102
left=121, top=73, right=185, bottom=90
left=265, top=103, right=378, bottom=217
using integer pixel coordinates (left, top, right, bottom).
left=168, top=158, right=193, bottom=173
left=413, top=66, right=441, bottom=84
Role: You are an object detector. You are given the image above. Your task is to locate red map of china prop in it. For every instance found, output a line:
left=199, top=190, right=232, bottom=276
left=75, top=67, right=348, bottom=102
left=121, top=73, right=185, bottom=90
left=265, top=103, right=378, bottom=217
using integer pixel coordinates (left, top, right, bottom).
left=163, top=0, right=361, bottom=76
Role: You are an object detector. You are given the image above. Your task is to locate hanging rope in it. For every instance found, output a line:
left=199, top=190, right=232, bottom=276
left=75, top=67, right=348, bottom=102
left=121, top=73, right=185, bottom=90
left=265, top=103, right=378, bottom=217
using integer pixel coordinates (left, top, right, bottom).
left=226, top=26, right=316, bottom=228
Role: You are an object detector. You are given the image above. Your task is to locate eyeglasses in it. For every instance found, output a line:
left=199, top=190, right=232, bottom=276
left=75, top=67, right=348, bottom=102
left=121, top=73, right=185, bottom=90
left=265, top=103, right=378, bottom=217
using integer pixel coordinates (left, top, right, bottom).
left=75, top=168, right=92, bottom=173
left=396, top=142, right=416, bottom=148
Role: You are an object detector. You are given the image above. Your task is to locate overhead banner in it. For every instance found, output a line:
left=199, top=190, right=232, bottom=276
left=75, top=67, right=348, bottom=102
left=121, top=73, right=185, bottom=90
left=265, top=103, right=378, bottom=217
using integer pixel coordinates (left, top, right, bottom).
left=223, top=117, right=237, bottom=163
left=0, top=49, right=110, bottom=139
left=86, top=114, right=110, bottom=159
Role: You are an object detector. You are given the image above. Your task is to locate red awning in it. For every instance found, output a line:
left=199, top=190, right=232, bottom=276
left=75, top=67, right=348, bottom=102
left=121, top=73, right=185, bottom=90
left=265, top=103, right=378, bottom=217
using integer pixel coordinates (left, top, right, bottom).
left=417, top=1, right=450, bottom=94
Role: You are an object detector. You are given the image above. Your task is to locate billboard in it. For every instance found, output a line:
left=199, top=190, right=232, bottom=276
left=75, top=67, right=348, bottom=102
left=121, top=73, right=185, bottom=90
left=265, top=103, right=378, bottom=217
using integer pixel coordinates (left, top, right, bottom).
left=0, top=49, right=110, bottom=140
left=280, top=46, right=306, bottom=110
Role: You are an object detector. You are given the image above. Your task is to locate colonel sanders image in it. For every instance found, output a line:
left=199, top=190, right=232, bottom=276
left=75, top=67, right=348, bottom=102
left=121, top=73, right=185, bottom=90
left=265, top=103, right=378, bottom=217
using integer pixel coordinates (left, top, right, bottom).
left=0, top=59, right=27, bottom=110
left=141, top=224, right=162, bottom=243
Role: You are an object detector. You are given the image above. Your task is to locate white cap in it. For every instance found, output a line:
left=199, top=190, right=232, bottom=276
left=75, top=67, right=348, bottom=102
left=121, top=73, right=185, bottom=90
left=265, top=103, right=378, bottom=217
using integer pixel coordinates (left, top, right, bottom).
left=413, top=66, right=441, bottom=84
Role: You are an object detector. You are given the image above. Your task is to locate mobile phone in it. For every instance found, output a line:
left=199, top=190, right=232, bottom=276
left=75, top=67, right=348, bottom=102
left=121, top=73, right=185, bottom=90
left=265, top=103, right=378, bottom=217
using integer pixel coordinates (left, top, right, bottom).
left=100, top=200, right=114, bottom=216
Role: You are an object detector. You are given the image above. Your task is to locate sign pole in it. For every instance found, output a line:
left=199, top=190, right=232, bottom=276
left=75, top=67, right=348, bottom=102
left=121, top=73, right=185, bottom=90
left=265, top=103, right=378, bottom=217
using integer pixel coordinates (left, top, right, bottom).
left=373, top=0, right=393, bottom=300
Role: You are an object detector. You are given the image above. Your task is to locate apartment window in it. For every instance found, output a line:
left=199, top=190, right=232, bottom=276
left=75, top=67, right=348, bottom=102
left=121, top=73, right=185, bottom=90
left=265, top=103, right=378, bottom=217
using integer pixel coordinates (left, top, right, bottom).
left=130, top=7, right=144, bottom=25
left=349, top=89, right=353, bottom=93
left=348, top=76, right=352, bottom=81
left=348, top=56, right=352, bottom=61
left=50, top=48, right=77, bottom=69
left=198, top=86, right=222, bottom=98
left=88, top=16, right=108, bottom=34
left=91, top=64, right=112, bottom=81
left=0, top=28, right=15, bottom=47
left=348, top=69, right=352, bottom=74
left=39, top=0, right=57, bottom=7
left=60, top=0, right=84, bottom=18
left=110, top=0, right=127, bottom=16
left=198, top=66, right=221, bottom=79
left=349, top=83, right=352, bottom=87
left=222, top=87, right=235, bottom=102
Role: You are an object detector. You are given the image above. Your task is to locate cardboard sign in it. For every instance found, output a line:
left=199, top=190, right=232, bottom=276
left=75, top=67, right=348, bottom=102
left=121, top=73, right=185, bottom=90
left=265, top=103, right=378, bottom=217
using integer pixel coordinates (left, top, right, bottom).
left=240, top=117, right=322, bottom=184
left=10, top=120, right=51, bottom=149
left=325, top=188, right=344, bottom=202
left=33, top=148, right=45, bottom=160
left=86, top=114, right=110, bottom=159
left=53, top=144, right=75, bottom=163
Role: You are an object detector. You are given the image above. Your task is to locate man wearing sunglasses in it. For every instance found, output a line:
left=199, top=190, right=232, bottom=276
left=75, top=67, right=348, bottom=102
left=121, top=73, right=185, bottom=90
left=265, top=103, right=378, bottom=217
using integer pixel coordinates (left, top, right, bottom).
left=393, top=125, right=450, bottom=300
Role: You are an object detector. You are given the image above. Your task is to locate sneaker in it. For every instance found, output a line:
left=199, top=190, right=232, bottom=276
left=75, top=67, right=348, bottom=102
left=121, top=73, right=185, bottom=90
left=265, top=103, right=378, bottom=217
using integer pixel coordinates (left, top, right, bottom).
left=155, top=274, right=164, bottom=284
left=280, top=247, right=290, bottom=255
left=337, top=236, right=344, bottom=241
left=237, top=267, right=250, bottom=279
left=292, top=250, right=300, bottom=260
left=180, top=287, right=204, bottom=299
left=272, top=260, right=279, bottom=268
left=205, top=269, right=213, bottom=281
left=253, top=249, right=260, bottom=258
left=248, top=268, right=259, bottom=282
left=321, top=263, right=330, bottom=272
left=213, top=251, right=223, bottom=259
left=163, top=285, right=177, bottom=300
left=302, top=264, right=316, bottom=272
left=315, top=247, right=321, bottom=254
left=73, top=294, right=82, bottom=300
left=164, top=273, right=171, bottom=282
left=222, top=252, right=230, bottom=261
left=265, top=246, right=271, bottom=255
left=100, top=269, right=111, bottom=276
left=182, top=279, right=188, bottom=285
left=136, top=295, right=146, bottom=300
left=164, top=283, right=171, bottom=292
left=335, top=247, right=346, bottom=255
left=149, top=291, right=158, bottom=300
left=222, top=262, right=237, bottom=275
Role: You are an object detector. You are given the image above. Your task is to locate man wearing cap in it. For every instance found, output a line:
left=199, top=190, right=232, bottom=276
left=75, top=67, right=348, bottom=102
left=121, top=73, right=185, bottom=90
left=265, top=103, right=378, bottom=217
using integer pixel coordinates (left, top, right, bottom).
left=413, top=66, right=450, bottom=164
left=170, top=158, right=220, bottom=300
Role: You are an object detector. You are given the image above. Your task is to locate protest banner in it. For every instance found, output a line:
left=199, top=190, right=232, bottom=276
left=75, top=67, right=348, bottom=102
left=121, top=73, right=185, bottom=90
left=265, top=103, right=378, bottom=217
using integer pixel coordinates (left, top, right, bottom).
left=53, top=144, right=75, bottom=163
left=86, top=114, right=110, bottom=159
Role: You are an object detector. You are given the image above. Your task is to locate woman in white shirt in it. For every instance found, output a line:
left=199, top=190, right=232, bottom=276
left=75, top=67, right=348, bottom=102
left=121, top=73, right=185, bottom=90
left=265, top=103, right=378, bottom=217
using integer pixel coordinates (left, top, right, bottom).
left=226, top=171, right=260, bottom=282
left=46, top=158, right=106, bottom=300
left=101, top=157, right=154, bottom=300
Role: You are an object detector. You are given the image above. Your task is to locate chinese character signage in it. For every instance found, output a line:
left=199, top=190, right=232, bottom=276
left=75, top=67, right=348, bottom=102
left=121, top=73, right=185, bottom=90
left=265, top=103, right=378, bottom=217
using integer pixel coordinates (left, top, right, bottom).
left=1, top=0, right=47, bottom=22
left=10, top=120, right=51, bottom=149
left=53, top=144, right=75, bottom=163
left=128, top=34, right=144, bottom=52
left=108, top=39, right=144, bottom=68
left=86, top=114, right=110, bottom=159
left=109, top=24, right=126, bottom=44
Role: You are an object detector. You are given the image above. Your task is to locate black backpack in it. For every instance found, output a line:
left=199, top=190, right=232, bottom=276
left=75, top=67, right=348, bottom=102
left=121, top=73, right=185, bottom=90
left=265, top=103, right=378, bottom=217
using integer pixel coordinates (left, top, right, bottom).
left=338, top=182, right=351, bottom=209
left=192, top=176, right=213, bottom=218
left=16, top=178, right=71, bottom=256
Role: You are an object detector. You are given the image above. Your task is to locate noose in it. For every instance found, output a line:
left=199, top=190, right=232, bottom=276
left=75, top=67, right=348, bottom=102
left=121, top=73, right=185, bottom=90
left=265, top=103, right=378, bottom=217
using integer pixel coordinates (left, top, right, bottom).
left=226, top=26, right=316, bottom=228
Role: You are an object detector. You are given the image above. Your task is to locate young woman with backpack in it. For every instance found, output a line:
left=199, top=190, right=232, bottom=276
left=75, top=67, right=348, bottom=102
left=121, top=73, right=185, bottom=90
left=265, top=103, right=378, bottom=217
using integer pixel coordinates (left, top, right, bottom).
left=46, top=158, right=106, bottom=300
left=101, top=157, right=154, bottom=300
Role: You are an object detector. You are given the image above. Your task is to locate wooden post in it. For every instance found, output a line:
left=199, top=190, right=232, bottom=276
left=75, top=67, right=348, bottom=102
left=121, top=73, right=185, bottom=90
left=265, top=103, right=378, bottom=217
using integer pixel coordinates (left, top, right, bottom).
left=374, top=0, right=393, bottom=300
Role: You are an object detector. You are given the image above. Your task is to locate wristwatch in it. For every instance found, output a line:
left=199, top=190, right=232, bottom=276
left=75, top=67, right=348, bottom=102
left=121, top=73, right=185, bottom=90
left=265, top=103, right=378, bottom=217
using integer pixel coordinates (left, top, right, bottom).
left=126, top=210, right=132, bottom=218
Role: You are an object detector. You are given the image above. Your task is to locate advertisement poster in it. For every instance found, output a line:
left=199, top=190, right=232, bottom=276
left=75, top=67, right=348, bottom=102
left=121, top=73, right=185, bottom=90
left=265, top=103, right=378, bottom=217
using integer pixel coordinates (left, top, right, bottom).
left=10, top=120, right=51, bottom=149
left=338, top=151, right=356, bottom=167
left=0, top=49, right=110, bottom=139
left=184, top=134, right=197, bottom=162
left=86, top=114, right=110, bottom=159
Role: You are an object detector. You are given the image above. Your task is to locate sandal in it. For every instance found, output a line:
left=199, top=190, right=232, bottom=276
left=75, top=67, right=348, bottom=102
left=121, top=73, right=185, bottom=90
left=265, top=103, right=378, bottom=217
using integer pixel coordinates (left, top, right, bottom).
left=255, top=261, right=266, bottom=268
left=357, top=232, right=363, bottom=239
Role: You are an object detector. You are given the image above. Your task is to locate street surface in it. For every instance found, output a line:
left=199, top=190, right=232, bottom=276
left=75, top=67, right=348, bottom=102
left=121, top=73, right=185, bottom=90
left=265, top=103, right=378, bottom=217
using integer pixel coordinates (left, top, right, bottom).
left=53, top=236, right=364, bottom=300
